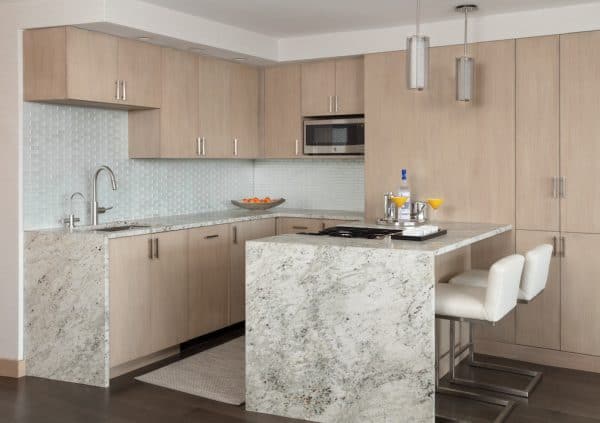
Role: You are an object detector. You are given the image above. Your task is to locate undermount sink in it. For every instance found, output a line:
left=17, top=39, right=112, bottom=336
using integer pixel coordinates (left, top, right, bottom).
left=95, top=224, right=151, bottom=232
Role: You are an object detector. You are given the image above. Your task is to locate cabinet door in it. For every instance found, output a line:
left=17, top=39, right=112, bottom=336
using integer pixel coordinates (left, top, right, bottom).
left=160, top=48, right=199, bottom=157
left=150, top=230, right=188, bottom=353
left=277, top=218, right=324, bottom=235
left=231, top=63, right=260, bottom=158
left=188, top=225, right=231, bottom=338
left=302, top=60, right=336, bottom=116
left=264, top=65, right=303, bottom=158
left=515, top=230, right=560, bottom=349
left=561, top=233, right=600, bottom=355
left=109, top=236, right=152, bottom=367
left=561, top=32, right=600, bottom=233
left=230, top=219, right=277, bottom=324
left=516, top=36, right=560, bottom=231
left=66, top=27, right=119, bottom=104
left=335, top=57, right=364, bottom=115
left=199, top=57, right=232, bottom=158
left=117, top=38, right=161, bottom=108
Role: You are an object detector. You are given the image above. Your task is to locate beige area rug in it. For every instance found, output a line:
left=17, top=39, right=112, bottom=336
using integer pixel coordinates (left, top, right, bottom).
left=135, top=336, right=245, bottom=405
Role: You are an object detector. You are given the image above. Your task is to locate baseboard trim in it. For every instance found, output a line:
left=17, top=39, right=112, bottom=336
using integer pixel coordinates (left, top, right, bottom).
left=476, top=341, right=600, bottom=374
left=110, top=346, right=180, bottom=379
left=0, top=359, right=26, bottom=378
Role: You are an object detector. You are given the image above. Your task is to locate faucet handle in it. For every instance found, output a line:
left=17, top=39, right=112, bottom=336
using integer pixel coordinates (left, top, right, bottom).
left=97, top=206, right=113, bottom=214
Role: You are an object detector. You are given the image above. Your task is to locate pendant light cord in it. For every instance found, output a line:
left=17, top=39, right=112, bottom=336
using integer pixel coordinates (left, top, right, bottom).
left=416, top=0, right=421, bottom=36
left=463, top=7, right=468, bottom=57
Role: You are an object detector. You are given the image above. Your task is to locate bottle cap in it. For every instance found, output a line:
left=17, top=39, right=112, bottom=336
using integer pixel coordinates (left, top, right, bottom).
left=402, top=169, right=407, bottom=180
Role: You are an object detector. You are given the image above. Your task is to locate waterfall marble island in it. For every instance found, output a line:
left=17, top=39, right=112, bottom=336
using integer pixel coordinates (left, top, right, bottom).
left=245, top=221, right=512, bottom=423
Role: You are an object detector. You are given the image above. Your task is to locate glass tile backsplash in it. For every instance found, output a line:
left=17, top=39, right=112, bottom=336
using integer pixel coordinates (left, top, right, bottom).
left=23, top=102, right=364, bottom=229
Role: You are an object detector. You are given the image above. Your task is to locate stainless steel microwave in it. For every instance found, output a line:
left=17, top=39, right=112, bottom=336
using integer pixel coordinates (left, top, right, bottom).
left=303, top=117, right=365, bottom=155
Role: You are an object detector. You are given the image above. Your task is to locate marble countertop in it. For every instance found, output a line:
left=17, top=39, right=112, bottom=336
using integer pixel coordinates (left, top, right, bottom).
left=26, top=208, right=364, bottom=238
left=251, top=221, right=512, bottom=256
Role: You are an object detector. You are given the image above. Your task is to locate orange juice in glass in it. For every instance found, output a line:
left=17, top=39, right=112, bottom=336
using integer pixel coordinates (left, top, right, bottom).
left=391, top=196, right=408, bottom=209
left=426, top=198, right=443, bottom=221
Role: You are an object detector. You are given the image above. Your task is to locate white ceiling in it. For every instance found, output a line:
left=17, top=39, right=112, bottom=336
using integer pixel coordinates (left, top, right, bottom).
left=142, top=0, right=597, bottom=37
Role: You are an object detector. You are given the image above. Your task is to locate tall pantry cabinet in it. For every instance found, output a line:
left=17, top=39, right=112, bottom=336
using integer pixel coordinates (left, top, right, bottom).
left=512, top=32, right=600, bottom=359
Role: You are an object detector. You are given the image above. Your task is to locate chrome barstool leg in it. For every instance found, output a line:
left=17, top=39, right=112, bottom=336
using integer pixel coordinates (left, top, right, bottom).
left=449, top=324, right=543, bottom=398
left=436, top=320, right=516, bottom=423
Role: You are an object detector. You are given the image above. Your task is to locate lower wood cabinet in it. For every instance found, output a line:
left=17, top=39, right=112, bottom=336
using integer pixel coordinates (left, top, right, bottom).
left=276, top=218, right=352, bottom=234
left=230, top=219, right=277, bottom=324
left=109, top=230, right=188, bottom=367
left=516, top=230, right=560, bottom=350
left=188, top=224, right=231, bottom=339
left=561, top=233, right=600, bottom=356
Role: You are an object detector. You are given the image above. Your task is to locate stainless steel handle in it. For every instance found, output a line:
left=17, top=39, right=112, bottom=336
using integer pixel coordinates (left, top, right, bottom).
left=552, top=176, right=558, bottom=198
left=196, top=137, right=201, bottom=156
left=559, top=176, right=566, bottom=198
left=205, top=234, right=219, bottom=239
left=233, top=138, right=239, bottom=156
left=560, top=236, right=565, bottom=258
left=154, top=238, right=159, bottom=259
left=552, top=236, right=557, bottom=257
left=334, top=95, right=339, bottom=112
left=328, top=96, right=332, bottom=113
left=121, top=80, right=127, bottom=101
left=292, top=226, right=309, bottom=230
left=148, top=239, right=153, bottom=260
left=115, top=80, right=120, bottom=100
left=233, top=226, right=238, bottom=244
left=295, top=139, right=300, bottom=156
left=201, top=137, right=206, bottom=156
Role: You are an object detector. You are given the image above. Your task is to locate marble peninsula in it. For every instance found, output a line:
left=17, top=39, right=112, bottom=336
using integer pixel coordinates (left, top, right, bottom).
left=245, top=222, right=512, bottom=423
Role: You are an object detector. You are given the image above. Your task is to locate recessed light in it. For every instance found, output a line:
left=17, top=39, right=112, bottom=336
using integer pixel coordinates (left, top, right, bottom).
left=137, top=36, right=152, bottom=41
left=234, top=57, right=246, bottom=61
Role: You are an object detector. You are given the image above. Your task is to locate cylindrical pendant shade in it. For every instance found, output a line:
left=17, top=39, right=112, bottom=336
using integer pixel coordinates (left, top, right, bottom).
left=406, top=35, right=430, bottom=90
left=456, top=56, right=474, bottom=101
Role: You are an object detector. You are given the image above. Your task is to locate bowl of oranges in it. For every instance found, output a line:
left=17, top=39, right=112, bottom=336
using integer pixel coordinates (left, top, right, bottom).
left=231, top=197, right=286, bottom=210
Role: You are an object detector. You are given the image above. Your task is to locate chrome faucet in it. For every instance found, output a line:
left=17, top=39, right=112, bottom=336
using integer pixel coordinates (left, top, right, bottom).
left=91, top=165, right=118, bottom=226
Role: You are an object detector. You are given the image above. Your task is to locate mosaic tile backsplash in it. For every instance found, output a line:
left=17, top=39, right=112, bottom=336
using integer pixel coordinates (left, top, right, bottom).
left=23, top=103, right=364, bottom=229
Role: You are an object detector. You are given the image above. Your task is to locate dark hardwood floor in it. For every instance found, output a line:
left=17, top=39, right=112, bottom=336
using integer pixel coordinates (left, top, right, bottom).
left=2, top=326, right=600, bottom=422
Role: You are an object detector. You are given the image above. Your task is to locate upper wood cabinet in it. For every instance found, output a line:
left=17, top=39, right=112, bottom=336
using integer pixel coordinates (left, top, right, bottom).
left=301, top=57, right=364, bottom=116
left=197, top=58, right=260, bottom=159
left=264, top=64, right=303, bottom=158
left=24, top=26, right=161, bottom=109
left=230, top=219, right=277, bottom=324
left=516, top=36, right=560, bottom=232
left=560, top=32, right=600, bottom=234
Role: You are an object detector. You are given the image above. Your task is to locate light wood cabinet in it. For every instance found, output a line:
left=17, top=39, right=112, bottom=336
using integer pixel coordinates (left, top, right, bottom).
left=516, top=230, right=560, bottom=350
left=109, top=235, right=153, bottom=367
left=301, top=57, right=364, bottom=116
left=188, top=224, right=231, bottom=339
left=197, top=57, right=259, bottom=158
left=516, top=36, right=560, bottom=231
left=560, top=32, right=600, bottom=234
left=24, top=26, right=161, bottom=109
left=230, top=219, right=277, bottom=324
left=150, top=231, right=189, bottom=352
left=264, top=65, right=303, bottom=158
left=561, top=233, right=600, bottom=356
left=109, top=230, right=187, bottom=367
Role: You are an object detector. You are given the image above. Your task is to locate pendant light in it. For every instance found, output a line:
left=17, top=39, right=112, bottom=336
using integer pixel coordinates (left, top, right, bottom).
left=406, top=0, right=430, bottom=90
left=455, top=4, right=477, bottom=102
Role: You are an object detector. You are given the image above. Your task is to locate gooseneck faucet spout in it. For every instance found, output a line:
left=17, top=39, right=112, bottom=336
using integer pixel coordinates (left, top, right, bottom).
left=91, top=165, right=118, bottom=226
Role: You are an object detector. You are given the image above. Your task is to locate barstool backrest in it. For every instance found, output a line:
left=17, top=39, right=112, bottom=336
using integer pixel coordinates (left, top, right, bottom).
left=484, top=254, right=525, bottom=322
left=520, top=244, right=553, bottom=301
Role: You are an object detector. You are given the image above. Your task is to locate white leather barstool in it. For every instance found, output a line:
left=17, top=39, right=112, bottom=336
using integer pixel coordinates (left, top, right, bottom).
left=447, top=244, right=553, bottom=398
left=435, top=254, right=525, bottom=423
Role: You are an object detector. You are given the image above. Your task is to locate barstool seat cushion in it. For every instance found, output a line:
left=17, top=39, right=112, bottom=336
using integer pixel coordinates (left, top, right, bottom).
left=450, top=270, right=531, bottom=301
left=435, top=283, right=488, bottom=321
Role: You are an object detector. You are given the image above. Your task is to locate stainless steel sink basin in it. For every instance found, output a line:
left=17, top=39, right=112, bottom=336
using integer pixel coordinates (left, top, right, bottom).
left=95, top=225, right=151, bottom=232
